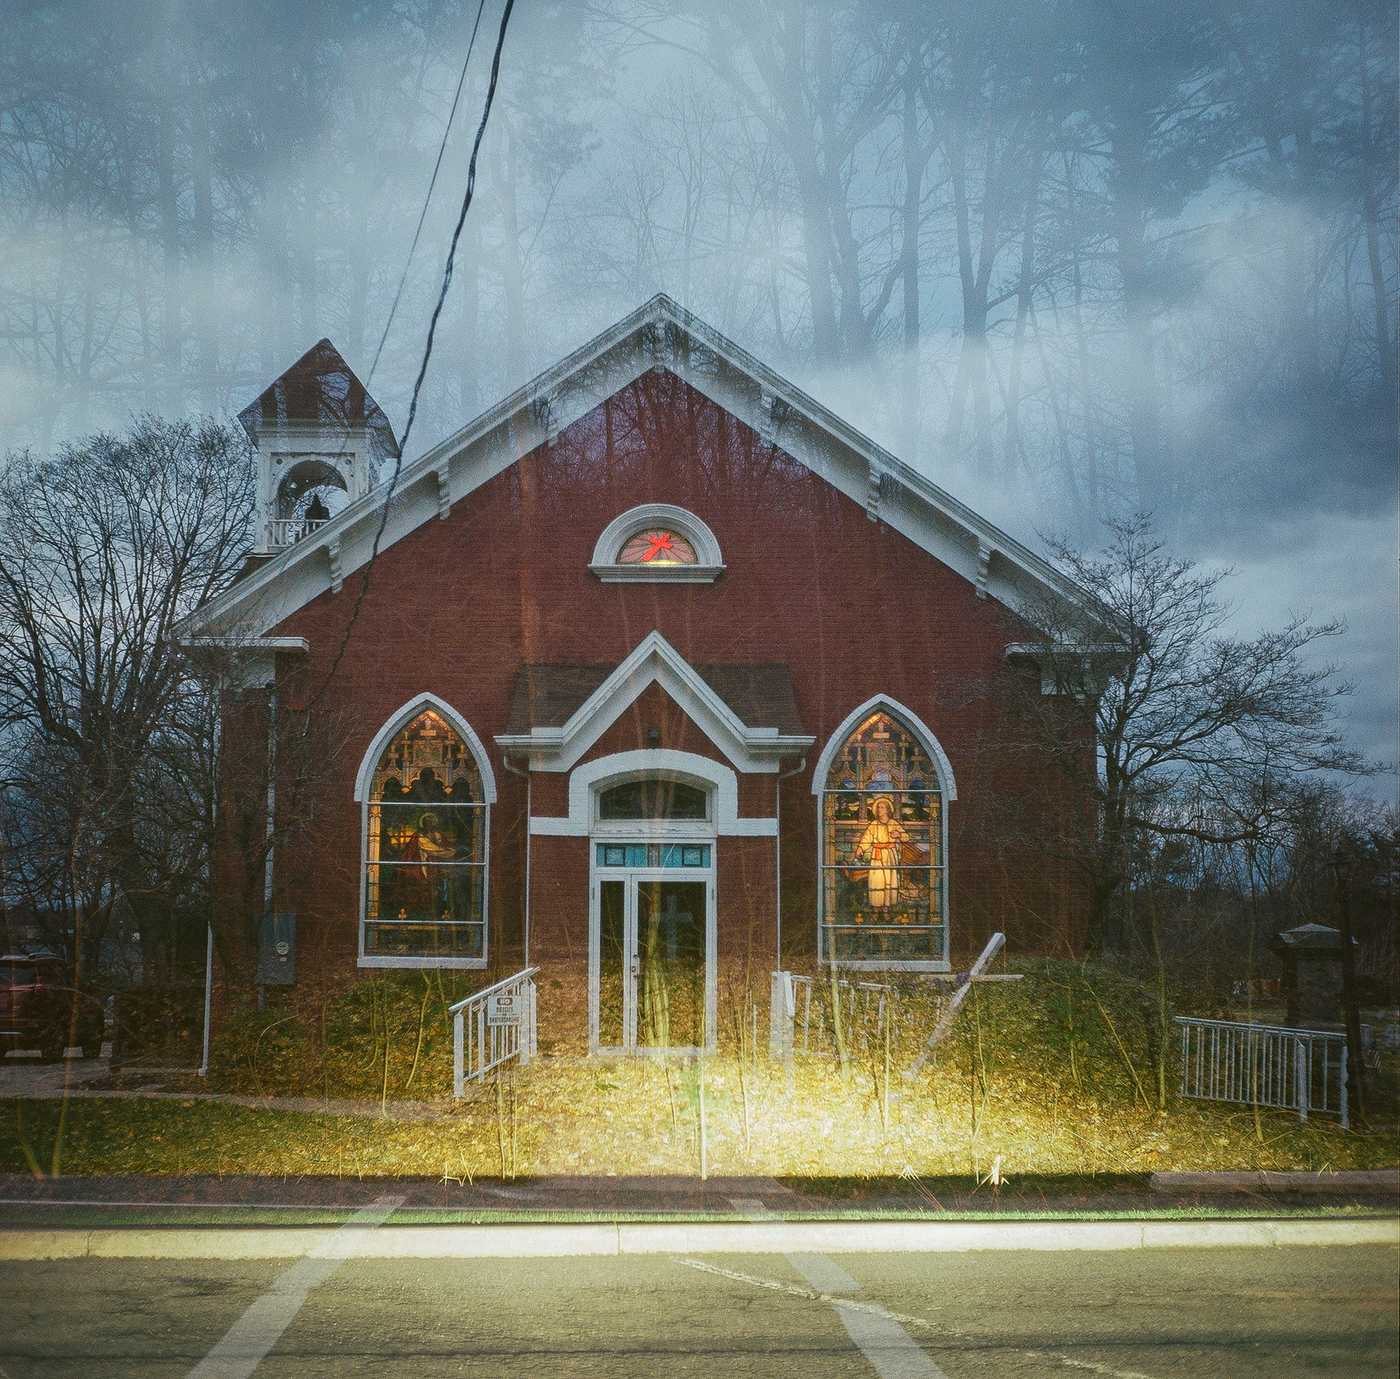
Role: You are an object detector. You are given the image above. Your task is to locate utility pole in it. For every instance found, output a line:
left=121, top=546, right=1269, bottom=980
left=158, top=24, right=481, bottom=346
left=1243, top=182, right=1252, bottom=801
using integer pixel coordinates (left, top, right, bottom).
left=1330, top=845, right=1367, bottom=1126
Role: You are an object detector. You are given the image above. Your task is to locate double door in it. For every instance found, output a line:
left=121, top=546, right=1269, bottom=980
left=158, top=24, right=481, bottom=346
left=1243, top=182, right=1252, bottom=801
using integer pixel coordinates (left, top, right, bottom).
left=592, top=868, right=713, bottom=1055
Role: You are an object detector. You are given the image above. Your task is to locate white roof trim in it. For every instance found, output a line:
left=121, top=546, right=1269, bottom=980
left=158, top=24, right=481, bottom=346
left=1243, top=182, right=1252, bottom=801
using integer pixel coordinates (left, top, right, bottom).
left=353, top=692, right=498, bottom=804
left=810, top=694, right=957, bottom=802
left=183, top=636, right=309, bottom=654
left=494, top=630, right=813, bottom=775
left=183, top=294, right=1114, bottom=642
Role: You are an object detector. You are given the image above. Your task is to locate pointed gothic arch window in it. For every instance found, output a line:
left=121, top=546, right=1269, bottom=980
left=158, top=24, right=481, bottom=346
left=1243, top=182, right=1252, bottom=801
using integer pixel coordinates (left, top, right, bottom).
left=818, top=704, right=949, bottom=969
left=361, top=705, right=489, bottom=967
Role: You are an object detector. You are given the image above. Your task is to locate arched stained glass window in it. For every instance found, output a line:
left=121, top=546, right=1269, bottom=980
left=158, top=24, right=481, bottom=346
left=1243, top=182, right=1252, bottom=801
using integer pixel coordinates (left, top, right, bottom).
left=820, top=709, right=945, bottom=966
left=363, top=709, right=487, bottom=963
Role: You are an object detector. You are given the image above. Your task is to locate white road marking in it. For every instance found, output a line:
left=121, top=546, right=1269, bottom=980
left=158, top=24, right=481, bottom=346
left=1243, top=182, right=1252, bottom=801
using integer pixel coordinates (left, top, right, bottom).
left=729, top=1196, right=950, bottom=1377
left=716, top=1197, right=1161, bottom=1379
left=186, top=1194, right=403, bottom=1379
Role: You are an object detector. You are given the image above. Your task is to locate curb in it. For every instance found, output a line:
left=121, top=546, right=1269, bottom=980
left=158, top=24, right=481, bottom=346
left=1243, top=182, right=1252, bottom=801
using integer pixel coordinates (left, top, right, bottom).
left=1151, top=1170, right=1400, bottom=1194
left=1, top=1215, right=1395, bottom=1261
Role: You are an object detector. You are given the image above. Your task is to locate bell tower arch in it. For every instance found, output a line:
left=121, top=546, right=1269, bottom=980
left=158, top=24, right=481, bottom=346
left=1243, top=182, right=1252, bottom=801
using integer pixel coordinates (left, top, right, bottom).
left=237, top=338, right=399, bottom=556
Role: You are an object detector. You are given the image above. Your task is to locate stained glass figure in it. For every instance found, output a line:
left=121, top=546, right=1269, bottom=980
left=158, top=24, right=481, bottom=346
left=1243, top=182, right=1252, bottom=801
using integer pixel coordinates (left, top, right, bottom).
left=821, top=710, right=944, bottom=964
left=617, top=529, right=698, bottom=566
left=364, top=709, right=486, bottom=960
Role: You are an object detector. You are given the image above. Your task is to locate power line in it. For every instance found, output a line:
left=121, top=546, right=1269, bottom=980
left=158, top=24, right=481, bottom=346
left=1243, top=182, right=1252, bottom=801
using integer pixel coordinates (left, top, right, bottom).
left=363, top=0, right=490, bottom=392
left=311, top=0, right=517, bottom=705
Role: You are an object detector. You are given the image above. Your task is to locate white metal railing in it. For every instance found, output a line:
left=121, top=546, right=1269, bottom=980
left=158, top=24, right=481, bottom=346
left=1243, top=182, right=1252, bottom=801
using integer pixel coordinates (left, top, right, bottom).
left=1176, top=1016, right=1349, bottom=1128
left=769, top=970, right=894, bottom=1058
left=450, top=967, right=538, bottom=1096
left=266, top=517, right=328, bottom=548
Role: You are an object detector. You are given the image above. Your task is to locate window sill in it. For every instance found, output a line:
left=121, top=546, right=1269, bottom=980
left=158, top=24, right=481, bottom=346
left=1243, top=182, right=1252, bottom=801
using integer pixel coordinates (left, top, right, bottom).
left=589, top=563, right=723, bottom=584
left=824, top=959, right=951, bottom=973
left=358, top=955, right=488, bottom=971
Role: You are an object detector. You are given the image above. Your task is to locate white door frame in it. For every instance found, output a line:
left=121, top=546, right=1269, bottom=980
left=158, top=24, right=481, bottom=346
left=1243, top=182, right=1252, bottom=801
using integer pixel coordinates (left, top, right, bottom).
left=588, top=850, right=716, bottom=1056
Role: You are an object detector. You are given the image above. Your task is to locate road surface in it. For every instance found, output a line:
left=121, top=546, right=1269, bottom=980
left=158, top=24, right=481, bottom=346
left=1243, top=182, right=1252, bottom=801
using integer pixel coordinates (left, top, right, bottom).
left=2, top=1243, right=1395, bottom=1377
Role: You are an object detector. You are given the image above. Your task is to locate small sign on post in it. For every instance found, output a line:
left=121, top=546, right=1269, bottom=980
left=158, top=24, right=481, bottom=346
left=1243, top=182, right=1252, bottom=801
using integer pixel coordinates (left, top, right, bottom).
left=486, top=989, right=524, bottom=1028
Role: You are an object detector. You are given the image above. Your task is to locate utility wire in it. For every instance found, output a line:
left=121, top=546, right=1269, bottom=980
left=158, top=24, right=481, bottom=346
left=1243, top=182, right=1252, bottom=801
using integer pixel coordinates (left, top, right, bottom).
left=363, top=0, right=490, bottom=392
left=309, top=0, right=516, bottom=707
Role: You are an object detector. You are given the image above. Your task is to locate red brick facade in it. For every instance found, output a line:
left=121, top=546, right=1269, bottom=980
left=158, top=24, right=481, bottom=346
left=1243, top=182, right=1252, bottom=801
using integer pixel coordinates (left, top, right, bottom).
left=229, top=367, right=1091, bottom=1027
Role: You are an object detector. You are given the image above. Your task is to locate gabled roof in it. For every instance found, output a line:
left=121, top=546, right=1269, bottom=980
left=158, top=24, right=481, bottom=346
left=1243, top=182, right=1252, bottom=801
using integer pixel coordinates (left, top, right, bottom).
left=507, top=660, right=804, bottom=736
left=188, top=295, right=1112, bottom=641
left=238, top=338, right=400, bottom=463
left=496, top=632, right=813, bottom=774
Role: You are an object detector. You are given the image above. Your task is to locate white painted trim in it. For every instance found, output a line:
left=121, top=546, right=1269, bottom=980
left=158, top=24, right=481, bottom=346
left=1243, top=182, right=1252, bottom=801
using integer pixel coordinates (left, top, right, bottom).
left=589, top=503, right=724, bottom=583
left=592, top=564, right=723, bottom=584
left=181, top=295, right=1117, bottom=644
left=359, top=955, right=488, bottom=971
left=184, top=636, right=310, bottom=654
left=353, top=693, right=498, bottom=804
left=494, top=630, right=812, bottom=775
left=810, top=695, right=957, bottom=801
left=528, top=749, right=777, bottom=837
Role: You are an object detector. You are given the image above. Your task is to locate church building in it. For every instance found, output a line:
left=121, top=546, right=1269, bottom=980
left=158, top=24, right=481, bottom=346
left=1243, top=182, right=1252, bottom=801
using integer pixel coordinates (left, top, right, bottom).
left=188, top=296, right=1100, bottom=1057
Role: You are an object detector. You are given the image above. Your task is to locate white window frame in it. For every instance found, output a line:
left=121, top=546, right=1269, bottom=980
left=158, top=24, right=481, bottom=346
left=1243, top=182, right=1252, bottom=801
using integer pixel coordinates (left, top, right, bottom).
left=355, top=693, right=497, bottom=970
left=812, top=695, right=956, bottom=973
left=588, top=503, right=724, bottom=583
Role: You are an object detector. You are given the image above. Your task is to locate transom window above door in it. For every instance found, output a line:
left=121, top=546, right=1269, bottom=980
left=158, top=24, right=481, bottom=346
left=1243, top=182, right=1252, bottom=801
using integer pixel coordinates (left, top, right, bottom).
left=589, top=503, right=724, bottom=583
left=597, top=777, right=709, bottom=821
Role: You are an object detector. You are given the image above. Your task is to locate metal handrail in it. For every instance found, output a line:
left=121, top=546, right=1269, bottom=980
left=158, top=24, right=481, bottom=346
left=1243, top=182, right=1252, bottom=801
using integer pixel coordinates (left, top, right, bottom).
left=448, top=965, right=537, bottom=1015
left=451, top=966, right=539, bottom=1096
left=769, top=970, right=894, bottom=1058
left=1175, top=1015, right=1349, bottom=1128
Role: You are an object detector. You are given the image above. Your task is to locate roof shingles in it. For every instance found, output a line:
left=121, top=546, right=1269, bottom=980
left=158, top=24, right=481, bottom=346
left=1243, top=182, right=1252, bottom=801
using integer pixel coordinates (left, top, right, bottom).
left=506, top=661, right=803, bottom=736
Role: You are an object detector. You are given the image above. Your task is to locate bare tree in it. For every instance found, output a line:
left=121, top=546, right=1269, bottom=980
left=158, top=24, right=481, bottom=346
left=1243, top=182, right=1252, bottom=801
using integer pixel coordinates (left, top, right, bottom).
left=0, top=415, right=253, bottom=988
left=1008, top=513, right=1370, bottom=954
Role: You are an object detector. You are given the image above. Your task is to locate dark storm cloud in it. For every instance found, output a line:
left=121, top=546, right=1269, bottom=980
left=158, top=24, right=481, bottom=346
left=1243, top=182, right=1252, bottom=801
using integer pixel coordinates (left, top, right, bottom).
left=2, top=0, right=1394, bottom=775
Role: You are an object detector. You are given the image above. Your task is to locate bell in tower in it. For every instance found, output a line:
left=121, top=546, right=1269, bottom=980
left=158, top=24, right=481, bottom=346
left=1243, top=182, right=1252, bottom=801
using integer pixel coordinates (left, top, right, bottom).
left=238, top=339, right=400, bottom=556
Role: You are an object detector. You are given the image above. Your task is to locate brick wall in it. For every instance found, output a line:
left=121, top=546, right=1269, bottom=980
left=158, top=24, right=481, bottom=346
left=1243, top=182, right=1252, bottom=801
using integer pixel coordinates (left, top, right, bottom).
left=224, top=369, right=1092, bottom=1005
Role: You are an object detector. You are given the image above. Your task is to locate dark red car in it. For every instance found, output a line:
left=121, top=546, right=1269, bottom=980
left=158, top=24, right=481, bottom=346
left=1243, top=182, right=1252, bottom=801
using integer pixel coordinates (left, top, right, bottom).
left=0, top=954, right=104, bottom=1060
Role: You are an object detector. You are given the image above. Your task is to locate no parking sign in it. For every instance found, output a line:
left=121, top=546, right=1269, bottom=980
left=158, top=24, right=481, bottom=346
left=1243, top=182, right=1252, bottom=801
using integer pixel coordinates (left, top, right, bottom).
left=486, top=990, right=523, bottom=1027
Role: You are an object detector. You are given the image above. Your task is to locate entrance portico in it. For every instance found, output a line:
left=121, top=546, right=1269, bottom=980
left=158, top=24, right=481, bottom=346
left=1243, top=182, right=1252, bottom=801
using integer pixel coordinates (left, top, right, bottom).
left=499, top=636, right=810, bottom=1054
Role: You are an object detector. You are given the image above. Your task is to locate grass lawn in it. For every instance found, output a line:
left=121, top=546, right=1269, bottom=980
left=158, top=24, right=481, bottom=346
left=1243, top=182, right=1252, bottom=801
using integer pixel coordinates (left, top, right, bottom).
left=8, top=958, right=1392, bottom=1181
left=4, top=1056, right=1395, bottom=1181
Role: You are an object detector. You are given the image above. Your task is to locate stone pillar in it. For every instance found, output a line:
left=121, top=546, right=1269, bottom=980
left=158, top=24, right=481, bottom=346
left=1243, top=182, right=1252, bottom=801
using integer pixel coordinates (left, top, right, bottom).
left=1272, top=923, right=1351, bottom=1028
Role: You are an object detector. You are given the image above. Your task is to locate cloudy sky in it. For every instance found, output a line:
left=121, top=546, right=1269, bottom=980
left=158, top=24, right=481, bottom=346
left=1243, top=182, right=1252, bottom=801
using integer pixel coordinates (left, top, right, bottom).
left=2, top=0, right=1395, bottom=782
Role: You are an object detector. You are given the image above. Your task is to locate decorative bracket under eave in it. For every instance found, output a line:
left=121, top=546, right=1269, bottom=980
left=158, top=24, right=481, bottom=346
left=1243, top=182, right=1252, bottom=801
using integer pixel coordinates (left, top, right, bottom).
left=545, top=390, right=561, bottom=448
left=866, top=459, right=883, bottom=522
left=976, top=543, right=993, bottom=598
left=327, top=538, right=343, bottom=594
left=432, top=466, right=451, bottom=520
left=758, top=387, right=777, bottom=446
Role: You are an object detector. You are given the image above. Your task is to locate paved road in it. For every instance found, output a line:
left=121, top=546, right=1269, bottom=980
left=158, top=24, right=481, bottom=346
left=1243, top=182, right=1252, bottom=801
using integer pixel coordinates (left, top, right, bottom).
left=2, top=1244, right=1395, bottom=1377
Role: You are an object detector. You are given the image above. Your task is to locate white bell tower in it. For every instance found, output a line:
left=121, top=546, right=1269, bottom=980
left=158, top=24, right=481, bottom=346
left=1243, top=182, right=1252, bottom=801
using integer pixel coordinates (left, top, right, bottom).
left=238, top=339, right=399, bottom=556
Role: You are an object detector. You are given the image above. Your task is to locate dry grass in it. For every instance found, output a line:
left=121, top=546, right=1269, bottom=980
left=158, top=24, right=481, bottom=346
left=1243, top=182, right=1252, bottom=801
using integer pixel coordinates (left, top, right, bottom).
left=6, top=957, right=1395, bottom=1179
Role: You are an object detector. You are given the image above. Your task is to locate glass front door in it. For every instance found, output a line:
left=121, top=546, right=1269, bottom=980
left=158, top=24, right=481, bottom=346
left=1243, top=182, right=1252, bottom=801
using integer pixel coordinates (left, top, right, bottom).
left=635, top=880, right=706, bottom=1050
left=591, top=849, right=713, bottom=1054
